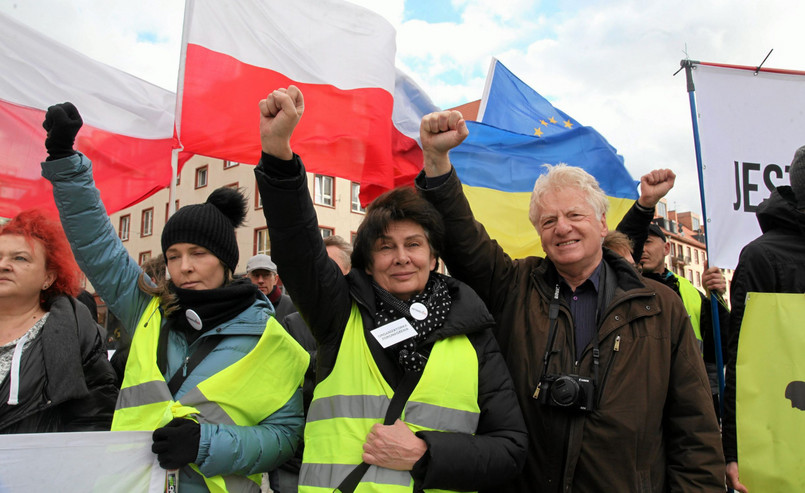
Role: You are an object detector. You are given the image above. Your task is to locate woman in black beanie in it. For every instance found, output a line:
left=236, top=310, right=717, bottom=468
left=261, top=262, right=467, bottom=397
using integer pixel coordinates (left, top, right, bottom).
left=40, top=102, right=308, bottom=493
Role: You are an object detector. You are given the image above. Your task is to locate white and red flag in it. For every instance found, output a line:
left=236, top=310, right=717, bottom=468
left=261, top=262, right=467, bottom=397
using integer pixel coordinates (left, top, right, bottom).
left=0, top=12, right=180, bottom=218
left=179, top=0, right=436, bottom=204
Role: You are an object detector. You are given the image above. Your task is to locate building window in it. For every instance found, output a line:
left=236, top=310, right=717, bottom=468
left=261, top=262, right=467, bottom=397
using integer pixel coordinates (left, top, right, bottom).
left=656, top=201, right=667, bottom=218
left=254, top=179, right=263, bottom=210
left=686, top=269, right=693, bottom=282
left=314, top=175, right=334, bottom=207
left=119, top=215, right=130, bottom=242
left=141, top=208, right=153, bottom=237
left=695, top=271, right=701, bottom=288
left=686, top=246, right=691, bottom=258
left=223, top=160, right=239, bottom=169
left=175, top=174, right=181, bottom=186
left=139, top=251, right=152, bottom=265
left=319, top=227, right=334, bottom=238
left=692, top=217, right=700, bottom=231
left=694, top=249, right=699, bottom=265
left=255, top=228, right=270, bottom=255
left=351, top=182, right=366, bottom=213
left=670, top=243, right=676, bottom=256
left=165, top=200, right=180, bottom=223
left=195, top=165, right=208, bottom=189
left=351, top=232, right=358, bottom=244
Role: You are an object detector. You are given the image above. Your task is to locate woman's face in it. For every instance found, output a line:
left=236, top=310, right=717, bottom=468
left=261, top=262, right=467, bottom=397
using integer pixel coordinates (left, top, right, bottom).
left=365, top=219, right=436, bottom=301
left=0, top=234, right=55, bottom=303
left=165, top=243, right=226, bottom=290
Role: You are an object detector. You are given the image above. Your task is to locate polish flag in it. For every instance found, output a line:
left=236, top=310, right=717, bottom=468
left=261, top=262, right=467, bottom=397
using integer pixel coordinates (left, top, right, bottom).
left=179, top=0, right=437, bottom=205
left=0, top=12, right=179, bottom=218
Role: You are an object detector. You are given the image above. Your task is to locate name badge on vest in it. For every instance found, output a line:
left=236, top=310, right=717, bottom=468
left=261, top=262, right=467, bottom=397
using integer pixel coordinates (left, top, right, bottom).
left=371, top=318, right=418, bottom=348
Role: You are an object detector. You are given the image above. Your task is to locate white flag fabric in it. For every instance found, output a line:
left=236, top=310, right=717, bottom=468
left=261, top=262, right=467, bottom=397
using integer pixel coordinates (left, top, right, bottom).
left=0, top=431, right=164, bottom=492
left=0, top=11, right=178, bottom=218
left=692, top=63, right=805, bottom=268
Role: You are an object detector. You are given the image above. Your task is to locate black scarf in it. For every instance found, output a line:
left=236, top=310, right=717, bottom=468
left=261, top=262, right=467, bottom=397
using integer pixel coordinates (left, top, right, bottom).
left=372, top=274, right=452, bottom=372
left=169, top=278, right=259, bottom=341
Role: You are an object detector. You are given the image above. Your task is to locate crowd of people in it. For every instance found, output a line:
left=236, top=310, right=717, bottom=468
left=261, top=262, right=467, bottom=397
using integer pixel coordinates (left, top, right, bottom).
left=0, top=87, right=802, bottom=493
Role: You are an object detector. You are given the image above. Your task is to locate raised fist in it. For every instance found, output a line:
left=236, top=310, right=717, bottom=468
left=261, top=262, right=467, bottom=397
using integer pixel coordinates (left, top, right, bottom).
left=43, top=102, right=83, bottom=160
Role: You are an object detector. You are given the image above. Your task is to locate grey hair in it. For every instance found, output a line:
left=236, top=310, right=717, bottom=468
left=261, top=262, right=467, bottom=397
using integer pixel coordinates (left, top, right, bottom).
left=528, top=163, right=609, bottom=230
left=323, top=235, right=353, bottom=270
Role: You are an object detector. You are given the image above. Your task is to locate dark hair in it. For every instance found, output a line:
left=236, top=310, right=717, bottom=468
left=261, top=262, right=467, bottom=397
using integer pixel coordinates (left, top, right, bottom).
left=76, top=290, right=98, bottom=322
left=0, top=209, right=81, bottom=305
left=351, top=187, right=445, bottom=271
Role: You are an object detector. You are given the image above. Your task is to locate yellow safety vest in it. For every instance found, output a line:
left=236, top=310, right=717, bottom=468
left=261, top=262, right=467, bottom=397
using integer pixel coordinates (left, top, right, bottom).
left=299, top=303, right=481, bottom=493
left=112, top=297, right=309, bottom=493
left=674, top=273, right=703, bottom=345
left=735, top=292, right=805, bottom=492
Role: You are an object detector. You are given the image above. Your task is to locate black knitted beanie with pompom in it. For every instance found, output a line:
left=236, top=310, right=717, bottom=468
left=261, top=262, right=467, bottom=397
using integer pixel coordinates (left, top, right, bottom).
left=161, top=187, right=248, bottom=272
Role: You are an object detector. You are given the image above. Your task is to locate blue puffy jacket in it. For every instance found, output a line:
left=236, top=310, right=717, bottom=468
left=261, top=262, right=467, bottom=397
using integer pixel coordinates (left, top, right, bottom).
left=42, top=153, right=304, bottom=493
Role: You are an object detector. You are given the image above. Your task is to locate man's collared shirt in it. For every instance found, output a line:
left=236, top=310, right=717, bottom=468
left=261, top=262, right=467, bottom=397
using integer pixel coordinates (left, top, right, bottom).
left=560, top=262, right=602, bottom=361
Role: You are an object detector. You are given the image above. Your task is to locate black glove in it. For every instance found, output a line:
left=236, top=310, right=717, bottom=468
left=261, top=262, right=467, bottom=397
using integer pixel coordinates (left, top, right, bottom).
left=151, top=418, right=201, bottom=470
left=42, top=102, right=83, bottom=161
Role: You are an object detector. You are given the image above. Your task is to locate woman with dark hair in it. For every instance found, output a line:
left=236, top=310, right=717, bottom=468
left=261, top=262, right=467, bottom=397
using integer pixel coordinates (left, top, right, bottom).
left=40, top=102, right=309, bottom=493
left=0, top=209, right=117, bottom=433
left=254, top=86, right=527, bottom=493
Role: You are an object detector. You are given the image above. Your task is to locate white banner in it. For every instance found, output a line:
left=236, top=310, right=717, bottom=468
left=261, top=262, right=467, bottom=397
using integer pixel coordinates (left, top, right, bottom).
left=0, top=431, right=164, bottom=492
left=692, top=63, right=805, bottom=268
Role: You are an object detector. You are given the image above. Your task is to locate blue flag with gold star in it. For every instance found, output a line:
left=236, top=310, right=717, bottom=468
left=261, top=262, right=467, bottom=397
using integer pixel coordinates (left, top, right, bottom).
left=450, top=58, right=637, bottom=259
left=479, top=59, right=583, bottom=138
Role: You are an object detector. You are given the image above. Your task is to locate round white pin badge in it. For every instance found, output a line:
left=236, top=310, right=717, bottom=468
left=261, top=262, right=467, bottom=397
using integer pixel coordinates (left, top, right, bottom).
left=409, top=302, right=428, bottom=320
left=186, top=309, right=203, bottom=331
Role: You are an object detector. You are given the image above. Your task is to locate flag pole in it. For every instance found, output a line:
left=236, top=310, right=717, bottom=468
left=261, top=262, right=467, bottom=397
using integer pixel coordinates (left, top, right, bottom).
left=168, top=0, right=194, bottom=217
left=682, top=59, right=726, bottom=420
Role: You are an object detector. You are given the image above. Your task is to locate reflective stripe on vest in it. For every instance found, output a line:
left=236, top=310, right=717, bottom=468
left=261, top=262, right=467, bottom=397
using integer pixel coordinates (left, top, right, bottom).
left=112, top=296, right=309, bottom=492
left=674, top=273, right=703, bottom=346
left=299, top=302, right=480, bottom=493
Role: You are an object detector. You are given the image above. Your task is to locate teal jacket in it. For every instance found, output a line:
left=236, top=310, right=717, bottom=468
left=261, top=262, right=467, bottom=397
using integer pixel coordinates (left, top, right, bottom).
left=42, top=153, right=303, bottom=493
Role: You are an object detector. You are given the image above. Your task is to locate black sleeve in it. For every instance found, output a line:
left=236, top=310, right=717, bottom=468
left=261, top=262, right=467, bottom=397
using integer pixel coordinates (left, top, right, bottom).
left=412, top=330, right=528, bottom=491
left=699, top=292, right=730, bottom=366
left=722, top=243, right=775, bottom=462
left=254, top=153, right=353, bottom=381
left=281, top=312, right=317, bottom=412
left=62, top=324, right=119, bottom=431
left=615, top=201, right=655, bottom=261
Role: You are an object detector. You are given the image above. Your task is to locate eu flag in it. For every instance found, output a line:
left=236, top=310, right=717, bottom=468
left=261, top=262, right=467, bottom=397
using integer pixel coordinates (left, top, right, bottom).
left=450, top=58, right=638, bottom=258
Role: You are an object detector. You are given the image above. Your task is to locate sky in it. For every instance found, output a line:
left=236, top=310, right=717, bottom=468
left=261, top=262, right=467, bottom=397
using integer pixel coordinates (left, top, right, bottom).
left=2, top=0, right=805, bottom=215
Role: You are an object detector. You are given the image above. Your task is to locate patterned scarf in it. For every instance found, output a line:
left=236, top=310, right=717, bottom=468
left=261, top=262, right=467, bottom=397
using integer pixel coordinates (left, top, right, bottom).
left=372, top=274, right=452, bottom=372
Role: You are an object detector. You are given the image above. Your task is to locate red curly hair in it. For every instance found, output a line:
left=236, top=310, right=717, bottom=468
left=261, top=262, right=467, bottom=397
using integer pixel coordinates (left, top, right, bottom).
left=0, top=209, right=82, bottom=305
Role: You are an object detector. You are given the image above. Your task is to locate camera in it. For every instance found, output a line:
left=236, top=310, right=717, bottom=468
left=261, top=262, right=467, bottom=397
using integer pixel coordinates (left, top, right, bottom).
left=536, top=373, right=596, bottom=412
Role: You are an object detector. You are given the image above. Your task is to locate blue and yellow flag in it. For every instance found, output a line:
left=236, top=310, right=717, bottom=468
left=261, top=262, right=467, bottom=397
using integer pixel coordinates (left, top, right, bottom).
left=450, top=59, right=638, bottom=258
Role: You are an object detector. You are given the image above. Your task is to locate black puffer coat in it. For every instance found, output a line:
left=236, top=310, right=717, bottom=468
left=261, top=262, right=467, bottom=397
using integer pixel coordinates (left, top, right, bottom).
left=0, top=295, right=118, bottom=433
left=723, top=185, right=805, bottom=461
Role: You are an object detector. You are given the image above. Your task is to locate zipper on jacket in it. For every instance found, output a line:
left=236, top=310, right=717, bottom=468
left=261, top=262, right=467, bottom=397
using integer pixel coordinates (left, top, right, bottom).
left=182, top=356, right=190, bottom=377
left=596, top=335, right=621, bottom=407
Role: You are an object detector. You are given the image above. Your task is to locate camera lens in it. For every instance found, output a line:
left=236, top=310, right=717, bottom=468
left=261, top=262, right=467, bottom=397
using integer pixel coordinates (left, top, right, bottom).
left=550, top=376, right=580, bottom=407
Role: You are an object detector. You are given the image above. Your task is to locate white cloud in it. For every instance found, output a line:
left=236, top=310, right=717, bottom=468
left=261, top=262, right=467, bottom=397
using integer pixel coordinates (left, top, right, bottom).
left=4, top=0, right=804, bottom=217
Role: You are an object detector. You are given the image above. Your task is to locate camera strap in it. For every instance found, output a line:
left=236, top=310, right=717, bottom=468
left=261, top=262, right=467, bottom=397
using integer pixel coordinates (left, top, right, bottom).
left=535, top=283, right=601, bottom=402
left=540, top=284, right=562, bottom=379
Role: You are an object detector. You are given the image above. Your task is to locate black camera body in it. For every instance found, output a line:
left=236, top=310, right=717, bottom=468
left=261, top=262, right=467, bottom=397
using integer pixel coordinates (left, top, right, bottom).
left=537, top=373, right=596, bottom=412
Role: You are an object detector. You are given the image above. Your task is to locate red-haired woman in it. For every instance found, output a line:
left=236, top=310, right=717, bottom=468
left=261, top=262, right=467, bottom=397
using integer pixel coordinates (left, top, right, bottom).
left=0, top=209, right=117, bottom=433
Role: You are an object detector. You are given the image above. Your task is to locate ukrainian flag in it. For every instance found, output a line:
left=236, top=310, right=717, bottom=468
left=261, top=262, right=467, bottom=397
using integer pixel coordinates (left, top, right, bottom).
left=450, top=59, right=638, bottom=258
